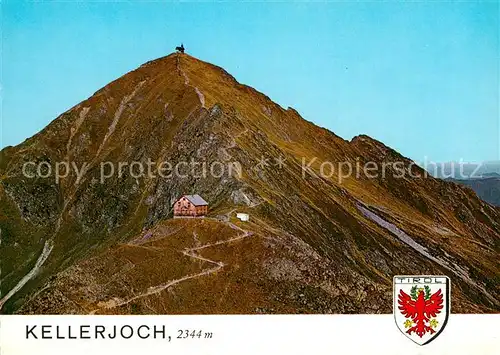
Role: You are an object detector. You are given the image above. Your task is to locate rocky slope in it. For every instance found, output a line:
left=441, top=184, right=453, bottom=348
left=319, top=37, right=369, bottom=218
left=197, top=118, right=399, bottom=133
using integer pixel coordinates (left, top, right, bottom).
left=1, top=53, right=499, bottom=314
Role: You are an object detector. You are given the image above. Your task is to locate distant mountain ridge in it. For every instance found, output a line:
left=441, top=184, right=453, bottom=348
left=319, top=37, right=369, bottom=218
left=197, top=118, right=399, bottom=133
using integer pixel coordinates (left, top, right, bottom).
left=450, top=176, right=500, bottom=207
left=425, top=161, right=500, bottom=179
left=1, top=53, right=499, bottom=314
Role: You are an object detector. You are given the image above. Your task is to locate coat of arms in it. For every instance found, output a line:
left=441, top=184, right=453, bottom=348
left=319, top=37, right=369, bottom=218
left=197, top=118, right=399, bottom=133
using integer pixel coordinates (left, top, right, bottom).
left=393, top=275, right=450, bottom=345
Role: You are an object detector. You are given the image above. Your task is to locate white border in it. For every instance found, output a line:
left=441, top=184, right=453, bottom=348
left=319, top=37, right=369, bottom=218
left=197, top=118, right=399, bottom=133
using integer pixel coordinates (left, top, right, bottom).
left=0, top=314, right=499, bottom=355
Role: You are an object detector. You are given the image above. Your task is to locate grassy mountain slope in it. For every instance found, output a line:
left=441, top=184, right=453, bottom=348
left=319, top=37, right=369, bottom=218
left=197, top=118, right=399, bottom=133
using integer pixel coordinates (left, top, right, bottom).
left=1, top=53, right=499, bottom=314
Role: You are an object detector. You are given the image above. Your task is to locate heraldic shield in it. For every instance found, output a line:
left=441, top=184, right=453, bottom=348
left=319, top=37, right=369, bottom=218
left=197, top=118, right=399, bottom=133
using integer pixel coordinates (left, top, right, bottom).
left=393, top=276, right=450, bottom=345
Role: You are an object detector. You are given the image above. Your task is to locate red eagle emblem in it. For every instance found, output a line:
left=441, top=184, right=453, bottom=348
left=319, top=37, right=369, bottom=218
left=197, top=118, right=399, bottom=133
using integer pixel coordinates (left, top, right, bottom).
left=398, top=285, right=444, bottom=338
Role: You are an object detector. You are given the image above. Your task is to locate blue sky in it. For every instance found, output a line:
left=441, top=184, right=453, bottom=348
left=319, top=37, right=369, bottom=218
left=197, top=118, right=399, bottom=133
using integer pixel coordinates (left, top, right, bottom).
left=1, top=1, right=498, bottom=163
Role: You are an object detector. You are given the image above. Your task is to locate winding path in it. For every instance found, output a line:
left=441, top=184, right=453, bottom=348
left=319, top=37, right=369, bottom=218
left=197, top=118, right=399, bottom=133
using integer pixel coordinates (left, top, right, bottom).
left=90, top=222, right=253, bottom=313
left=176, top=54, right=206, bottom=108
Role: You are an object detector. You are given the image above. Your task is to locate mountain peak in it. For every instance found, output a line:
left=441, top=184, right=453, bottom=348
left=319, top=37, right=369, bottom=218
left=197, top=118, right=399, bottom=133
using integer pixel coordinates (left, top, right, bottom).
left=1, top=52, right=500, bottom=315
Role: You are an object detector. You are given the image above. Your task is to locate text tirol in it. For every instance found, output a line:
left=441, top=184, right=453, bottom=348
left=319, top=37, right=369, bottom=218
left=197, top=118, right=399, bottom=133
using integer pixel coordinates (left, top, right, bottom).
left=394, top=277, right=447, bottom=284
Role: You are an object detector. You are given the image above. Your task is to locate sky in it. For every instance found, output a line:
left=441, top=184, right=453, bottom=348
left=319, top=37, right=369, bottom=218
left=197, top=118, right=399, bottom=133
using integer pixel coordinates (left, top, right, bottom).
left=1, top=1, right=499, bottom=163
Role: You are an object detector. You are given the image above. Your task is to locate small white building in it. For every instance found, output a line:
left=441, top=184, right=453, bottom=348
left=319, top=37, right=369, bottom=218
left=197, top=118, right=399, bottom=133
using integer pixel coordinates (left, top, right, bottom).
left=236, top=213, right=249, bottom=222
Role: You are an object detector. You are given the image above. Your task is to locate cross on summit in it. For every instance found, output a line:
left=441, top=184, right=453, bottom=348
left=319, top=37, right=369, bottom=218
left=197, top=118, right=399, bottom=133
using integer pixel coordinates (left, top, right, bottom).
left=175, top=44, right=185, bottom=53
